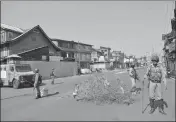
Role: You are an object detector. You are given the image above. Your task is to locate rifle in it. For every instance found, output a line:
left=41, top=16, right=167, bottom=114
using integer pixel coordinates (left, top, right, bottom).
left=141, top=79, right=145, bottom=113
left=142, top=78, right=152, bottom=114
left=142, top=103, right=150, bottom=113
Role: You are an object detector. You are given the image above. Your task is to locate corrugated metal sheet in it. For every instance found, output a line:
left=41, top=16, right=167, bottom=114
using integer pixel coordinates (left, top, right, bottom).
left=1, top=23, right=24, bottom=33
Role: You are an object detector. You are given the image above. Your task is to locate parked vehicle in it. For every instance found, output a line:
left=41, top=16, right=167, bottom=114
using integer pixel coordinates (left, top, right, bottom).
left=0, top=63, right=35, bottom=89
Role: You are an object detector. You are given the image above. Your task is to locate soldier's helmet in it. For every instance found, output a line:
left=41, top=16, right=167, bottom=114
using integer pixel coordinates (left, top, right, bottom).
left=151, top=53, right=159, bottom=62
left=35, top=68, right=39, bottom=73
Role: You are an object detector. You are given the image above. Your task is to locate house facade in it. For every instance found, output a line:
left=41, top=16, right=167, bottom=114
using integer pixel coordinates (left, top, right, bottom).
left=162, top=7, right=176, bottom=78
left=1, top=24, right=61, bottom=62
left=91, top=48, right=102, bottom=62
left=162, top=31, right=176, bottom=75
left=52, top=39, right=75, bottom=60
left=111, top=51, right=124, bottom=68
left=52, top=39, right=93, bottom=68
left=99, top=46, right=111, bottom=61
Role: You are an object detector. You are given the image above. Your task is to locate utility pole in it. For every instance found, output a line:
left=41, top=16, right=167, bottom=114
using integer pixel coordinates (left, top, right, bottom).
left=78, top=41, right=80, bottom=68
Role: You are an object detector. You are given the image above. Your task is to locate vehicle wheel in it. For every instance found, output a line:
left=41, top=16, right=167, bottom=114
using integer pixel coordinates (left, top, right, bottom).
left=13, top=79, right=20, bottom=89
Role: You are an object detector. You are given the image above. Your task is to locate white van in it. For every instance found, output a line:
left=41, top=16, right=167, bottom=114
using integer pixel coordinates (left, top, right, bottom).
left=0, top=64, right=35, bottom=89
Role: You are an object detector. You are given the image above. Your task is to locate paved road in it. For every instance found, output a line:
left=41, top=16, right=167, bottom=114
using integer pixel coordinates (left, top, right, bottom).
left=1, top=68, right=175, bottom=121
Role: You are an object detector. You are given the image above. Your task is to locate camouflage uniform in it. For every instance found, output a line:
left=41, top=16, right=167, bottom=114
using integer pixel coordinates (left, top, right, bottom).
left=129, top=63, right=140, bottom=89
left=144, top=54, right=167, bottom=114
left=34, top=69, right=41, bottom=99
left=50, top=68, right=55, bottom=84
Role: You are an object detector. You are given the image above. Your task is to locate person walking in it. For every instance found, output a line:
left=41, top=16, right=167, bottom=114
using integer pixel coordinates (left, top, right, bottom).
left=50, top=68, right=55, bottom=85
left=144, top=53, right=167, bottom=114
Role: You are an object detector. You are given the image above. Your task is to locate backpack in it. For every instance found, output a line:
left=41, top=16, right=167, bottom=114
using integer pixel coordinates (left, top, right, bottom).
left=33, top=73, right=42, bottom=84
left=130, top=68, right=139, bottom=80
left=38, top=74, right=42, bottom=84
left=148, top=65, right=162, bottom=82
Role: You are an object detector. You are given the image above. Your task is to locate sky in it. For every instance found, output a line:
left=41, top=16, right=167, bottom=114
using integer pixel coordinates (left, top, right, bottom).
left=1, top=1, right=175, bottom=58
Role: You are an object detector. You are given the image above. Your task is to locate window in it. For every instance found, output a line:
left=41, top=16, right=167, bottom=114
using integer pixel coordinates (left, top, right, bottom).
left=33, top=29, right=39, bottom=33
left=2, top=47, right=9, bottom=57
left=1, top=32, right=6, bottom=42
left=42, top=55, right=47, bottom=61
left=63, top=43, right=68, bottom=48
left=8, top=32, right=13, bottom=39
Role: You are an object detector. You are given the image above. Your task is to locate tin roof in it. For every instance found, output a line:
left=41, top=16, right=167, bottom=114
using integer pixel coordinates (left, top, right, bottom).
left=1, top=24, right=61, bottom=51
left=1, top=23, right=24, bottom=33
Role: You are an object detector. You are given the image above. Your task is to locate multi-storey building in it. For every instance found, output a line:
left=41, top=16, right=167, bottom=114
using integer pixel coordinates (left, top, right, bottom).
left=162, top=6, right=176, bottom=78
left=91, top=48, right=102, bottom=62
left=52, top=39, right=93, bottom=68
left=111, top=51, right=125, bottom=68
left=99, top=46, right=111, bottom=61
left=162, top=32, right=176, bottom=76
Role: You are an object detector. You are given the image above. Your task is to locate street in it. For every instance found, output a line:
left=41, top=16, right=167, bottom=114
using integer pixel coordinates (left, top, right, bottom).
left=1, top=68, right=175, bottom=121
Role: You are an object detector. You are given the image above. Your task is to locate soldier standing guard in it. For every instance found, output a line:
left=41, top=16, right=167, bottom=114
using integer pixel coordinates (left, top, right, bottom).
left=144, top=54, right=167, bottom=114
left=50, top=68, right=55, bottom=84
left=34, top=69, right=41, bottom=99
left=129, top=63, right=140, bottom=90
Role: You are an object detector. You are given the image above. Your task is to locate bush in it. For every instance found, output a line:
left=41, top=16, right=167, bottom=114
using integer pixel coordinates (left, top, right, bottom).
left=76, top=74, right=133, bottom=105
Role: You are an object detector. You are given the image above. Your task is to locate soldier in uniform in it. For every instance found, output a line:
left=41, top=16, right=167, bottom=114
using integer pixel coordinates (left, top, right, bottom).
left=129, top=63, right=140, bottom=90
left=34, top=68, right=41, bottom=99
left=144, top=54, right=167, bottom=114
left=50, top=68, right=55, bottom=84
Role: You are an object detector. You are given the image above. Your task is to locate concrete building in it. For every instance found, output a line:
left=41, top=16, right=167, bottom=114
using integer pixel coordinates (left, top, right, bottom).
left=162, top=5, right=176, bottom=77
left=111, top=51, right=124, bottom=68
left=99, top=46, right=111, bottom=61
left=91, top=48, right=102, bottom=62
left=52, top=39, right=93, bottom=68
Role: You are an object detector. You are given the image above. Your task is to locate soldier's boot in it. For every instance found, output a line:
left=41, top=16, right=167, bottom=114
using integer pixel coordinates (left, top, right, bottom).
left=149, top=98, right=155, bottom=114
left=159, top=99, right=167, bottom=115
left=35, top=95, right=39, bottom=99
left=35, top=94, right=41, bottom=99
left=38, top=94, right=41, bottom=98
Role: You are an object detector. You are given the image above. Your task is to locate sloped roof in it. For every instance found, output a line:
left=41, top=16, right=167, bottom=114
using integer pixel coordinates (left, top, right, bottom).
left=59, top=47, right=77, bottom=52
left=1, top=24, right=61, bottom=51
left=17, top=46, right=48, bottom=55
left=100, top=46, right=111, bottom=50
left=1, top=23, right=24, bottom=33
left=51, top=38, right=93, bottom=53
left=91, top=48, right=101, bottom=52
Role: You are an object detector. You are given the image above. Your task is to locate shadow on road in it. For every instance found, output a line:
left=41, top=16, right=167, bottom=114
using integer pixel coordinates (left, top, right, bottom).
left=1, top=91, right=60, bottom=100
left=51, top=82, right=64, bottom=85
left=42, top=92, right=60, bottom=98
left=1, top=93, right=33, bottom=100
